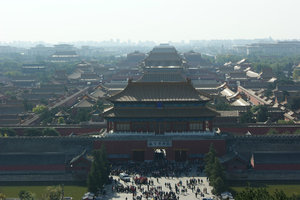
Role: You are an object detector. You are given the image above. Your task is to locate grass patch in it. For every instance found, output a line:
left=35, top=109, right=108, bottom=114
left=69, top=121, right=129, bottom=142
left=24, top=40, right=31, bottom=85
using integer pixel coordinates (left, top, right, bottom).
left=0, top=185, right=87, bottom=200
left=231, top=184, right=300, bottom=197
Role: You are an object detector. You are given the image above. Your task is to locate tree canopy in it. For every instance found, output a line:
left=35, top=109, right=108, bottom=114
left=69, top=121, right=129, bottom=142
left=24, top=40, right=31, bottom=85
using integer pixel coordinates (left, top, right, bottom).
left=204, top=144, right=227, bottom=195
left=87, top=146, right=110, bottom=194
left=43, top=186, right=62, bottom=200
left=235, top=187, right=298, bottom=200
left=19, top=190, right=35, bottom=200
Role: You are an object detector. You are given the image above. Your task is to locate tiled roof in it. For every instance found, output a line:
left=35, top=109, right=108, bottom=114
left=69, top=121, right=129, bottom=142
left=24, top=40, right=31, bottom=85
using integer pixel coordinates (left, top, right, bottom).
left=108, top=81, right=210, bottom=102
left=145, top=52, right=182, bottom=62
left=104, top=106, right=219, bottom=118
left=53, top=51, right=77, bottom=55
left=74, top=99, right=94, bottom=108
left=253, top=151, right=300, bottom=164
left=138, top=72, right=186, bottom=82
left=0, top=153, right=67, bottom=166
left=231, top=98, right=250, bottom=106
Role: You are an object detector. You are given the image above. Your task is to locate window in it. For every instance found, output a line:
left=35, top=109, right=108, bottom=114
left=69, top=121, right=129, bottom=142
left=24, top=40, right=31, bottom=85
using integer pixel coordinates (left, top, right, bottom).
left=157, top=102, right=163, bottom=108
left=116, top=123, right=130, bottom=131
left=189, top=122, right=203, bottom=131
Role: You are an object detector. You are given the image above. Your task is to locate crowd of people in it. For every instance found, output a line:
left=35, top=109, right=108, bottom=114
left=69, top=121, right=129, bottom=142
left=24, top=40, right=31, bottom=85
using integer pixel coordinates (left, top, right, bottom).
left=110, top=160, right=204, bottom=178
left=109, top=160, right=212, bottom=200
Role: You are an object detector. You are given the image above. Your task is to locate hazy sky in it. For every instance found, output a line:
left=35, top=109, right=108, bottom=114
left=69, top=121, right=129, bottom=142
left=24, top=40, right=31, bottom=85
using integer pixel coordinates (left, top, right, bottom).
left=1, top=0, right=300, bottom=43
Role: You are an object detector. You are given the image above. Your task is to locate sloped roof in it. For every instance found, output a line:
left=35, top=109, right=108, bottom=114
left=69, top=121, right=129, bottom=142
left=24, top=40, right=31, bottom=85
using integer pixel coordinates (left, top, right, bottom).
left=219, top=151, right=248, bottom=164
left=108, top=81, right=210, bottom=102
left=138, top=72, right=186, bottom=82
left=90, top=89, right=106, bottom=98
left=246, top=70, right=260, bottom=78
left=145, top=53, right=182, bottom=62
left=220, top=88, right=235, bottom=97
left=74, top=99, right=94, bottom=108
left=104, top=106, right=219, bottom=118
left=0, top=152, right=67, bottom=166
left=253, top=152, right=300, bottom=164
left=70, top=149, right=90, bottom=164
left=231, top=98, right=250, bottom=106
left=52, top=51, right=77, bottom=56
left=151, top=44, right=178, bottom=53
left=145, top=44, right=182, bottom=62
left=218, top=110, right=239, bottom=117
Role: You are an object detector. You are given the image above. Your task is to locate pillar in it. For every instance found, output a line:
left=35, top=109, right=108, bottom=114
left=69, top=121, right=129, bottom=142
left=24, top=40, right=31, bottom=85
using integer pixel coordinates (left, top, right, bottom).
left=147, top=122, right=150, bottom=132
left=186, top=122, right=190, bottom=131
left=109, top=121, right=113, bottom=131
left=113, top=122, right=116, bottom=131
left=202, top=121, right=206, bottom=131
left=106, top=120, right=109, bottom=132
left=208, top=120, right=213, bottom=131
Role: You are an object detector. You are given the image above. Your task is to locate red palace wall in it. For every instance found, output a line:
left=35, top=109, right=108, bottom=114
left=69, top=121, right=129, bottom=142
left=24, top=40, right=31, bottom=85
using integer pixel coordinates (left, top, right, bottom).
left=0, top=165, right=66, bottom=171
left=220, top=126, right=300, bottom=135
left=254, top=164, right=300, bottom=171
left=94, top=139, right=226, bottom=161
left=9, top=127, right=104, bottom=136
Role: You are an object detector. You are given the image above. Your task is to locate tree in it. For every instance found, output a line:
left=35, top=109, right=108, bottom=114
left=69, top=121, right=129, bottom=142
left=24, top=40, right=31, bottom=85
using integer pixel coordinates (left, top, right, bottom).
left=204, top=144, right=216, bottom=178
left=73, top=108, right=92, bottom=123
left=273, top=189, right=291, bottom=200
left=212, top=177, right=226, bottom=195
left=23, top=99, right=33, bottom=111
left=294, top=129, right=300, bottom=134
left=215, top=102, right=231, bottom=111
left=19, top=190, right=34, bottom=200
left=267, top=128, right=279, bottom=135
left=0, top=193, right=6, bottom=200
left=57, top=117, right=65, bottom=124
left=24, top=128, right=43, bottom=136
left=252, top=105, right=269, bottom=122
left=240, top=110, right=255, bottom=123
left=204, top=144, right=227, bottom=195
left=278, top=120, right=294, bottom=125
left=257, top=108, right=268, bottom=122
left=293, top=68, right=300, bottom=80
left=32, top=105, right=47, bottom=114
left=290, top=97, right=300, bottom=110
left=40, top=109, right=53, bottom=125
left=235, top=187, right=272, bottom=200
left=43, top=186, right=62, bottom=200
left=87, top=146, right=110, bottom=193
left=0, top=128, right=16, bottom=136
left=94, top=100, right=104, bottom=113
left=42, top=128, right=60, bottom=136
left=235, top=187, right=295, bottom=200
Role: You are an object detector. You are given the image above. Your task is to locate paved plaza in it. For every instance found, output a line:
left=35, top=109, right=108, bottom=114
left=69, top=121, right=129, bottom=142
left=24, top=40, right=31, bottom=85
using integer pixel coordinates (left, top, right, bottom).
left=101, top=162, right=216, bottom=200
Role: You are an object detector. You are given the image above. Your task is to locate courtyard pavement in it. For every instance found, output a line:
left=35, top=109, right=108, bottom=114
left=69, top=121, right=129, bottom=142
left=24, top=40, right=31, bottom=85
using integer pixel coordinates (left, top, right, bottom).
left=101, top=164, right=216, bottom=200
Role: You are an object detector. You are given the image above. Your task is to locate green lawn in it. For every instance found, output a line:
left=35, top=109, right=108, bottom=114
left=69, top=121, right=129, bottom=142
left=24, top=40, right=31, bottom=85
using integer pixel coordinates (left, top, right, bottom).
left=0, top=185, right=87, bottom=200
left=231, top=184, right=300, bottom=197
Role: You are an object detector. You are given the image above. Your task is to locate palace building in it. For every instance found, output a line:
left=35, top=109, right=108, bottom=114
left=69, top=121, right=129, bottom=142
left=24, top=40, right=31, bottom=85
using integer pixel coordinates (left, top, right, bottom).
left=96, top=79, right=226, bottom=162
left=104, top=79, right=217, bottom=134
left=143, top=44, right=184, bottom=67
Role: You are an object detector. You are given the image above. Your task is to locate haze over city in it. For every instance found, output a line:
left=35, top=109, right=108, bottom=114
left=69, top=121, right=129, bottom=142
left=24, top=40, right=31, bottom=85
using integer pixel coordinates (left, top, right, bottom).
left=1, top=0, right=300, bottom=43
left=2, top=0, right=300, bottom=199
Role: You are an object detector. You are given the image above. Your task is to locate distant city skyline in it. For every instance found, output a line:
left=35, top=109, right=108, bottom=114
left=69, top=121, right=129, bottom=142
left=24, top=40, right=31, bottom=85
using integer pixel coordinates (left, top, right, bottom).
left=1, top=0, right=300, bottom=43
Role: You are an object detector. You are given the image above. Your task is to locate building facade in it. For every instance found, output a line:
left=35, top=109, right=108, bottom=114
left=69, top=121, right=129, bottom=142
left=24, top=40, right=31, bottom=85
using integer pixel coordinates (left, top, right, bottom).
left=98, top=79, right=225, bottom=162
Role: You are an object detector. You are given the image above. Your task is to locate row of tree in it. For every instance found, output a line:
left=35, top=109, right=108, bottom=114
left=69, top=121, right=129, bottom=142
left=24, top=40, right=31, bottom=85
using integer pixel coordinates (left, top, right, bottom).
left=267, top=128, right=300, bottom=135
left=0, top=186, right=63, bottom=200
left=0, top=127, right=60, bottom=137
left=235, top=187, right=299, bottom=200
left=204, top=144, right=227, bottom=195
left=240, top=105, right=269, bottom=123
